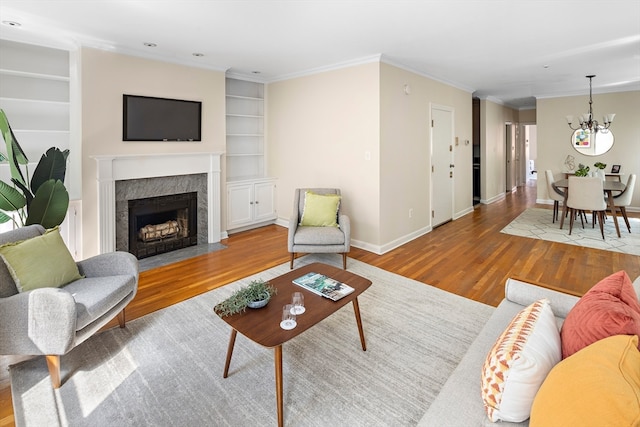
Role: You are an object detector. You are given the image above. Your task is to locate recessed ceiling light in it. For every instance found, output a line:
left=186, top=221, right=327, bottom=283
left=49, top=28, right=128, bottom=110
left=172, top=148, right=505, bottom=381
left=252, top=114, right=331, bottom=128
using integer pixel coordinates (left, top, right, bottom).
left=543, top=64, right=550, bottom=69
left=251, top=71, right=261, bottom=74
left=2, top=21, right=22, bottom=27
left=192, top=53, right=204, bottom=57
left=143, top=42, right=157, bottom=48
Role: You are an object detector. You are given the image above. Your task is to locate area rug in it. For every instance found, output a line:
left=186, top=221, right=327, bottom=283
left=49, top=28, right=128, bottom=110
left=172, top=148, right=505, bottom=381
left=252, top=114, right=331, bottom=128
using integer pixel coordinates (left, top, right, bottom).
left=501, top=208, right=640, bottom=256
left=10, top=254, right=494, bottom=427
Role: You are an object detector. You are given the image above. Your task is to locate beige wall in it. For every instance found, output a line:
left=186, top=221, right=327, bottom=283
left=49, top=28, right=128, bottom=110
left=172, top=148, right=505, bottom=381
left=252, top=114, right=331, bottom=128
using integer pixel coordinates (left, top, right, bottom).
left=268, top=61, right=472, bottom=253
left=267, top=63, right=381, bottom=248
left=80, top=48, right=226, bottom=257
left=480, top=99, right=516, bottom=203
left=537, top=91, right=640, bottom=208
left=379, top=63, right=472, bottom=249
left=517, top=108, right=536, bottom=124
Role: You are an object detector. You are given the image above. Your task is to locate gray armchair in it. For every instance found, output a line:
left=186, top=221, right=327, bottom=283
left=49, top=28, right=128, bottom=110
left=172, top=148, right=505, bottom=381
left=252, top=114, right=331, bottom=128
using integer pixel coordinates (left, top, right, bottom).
left=0, top=224, right=139, bottom=388
left=288, top=188, right=350, bottom=269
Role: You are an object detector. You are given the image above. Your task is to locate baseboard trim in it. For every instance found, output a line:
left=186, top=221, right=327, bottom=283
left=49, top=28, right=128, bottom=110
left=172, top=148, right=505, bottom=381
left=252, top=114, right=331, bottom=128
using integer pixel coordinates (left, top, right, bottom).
left=274, top=218, right=432, bottom=255
left=481, top=192, right=506, bottom=205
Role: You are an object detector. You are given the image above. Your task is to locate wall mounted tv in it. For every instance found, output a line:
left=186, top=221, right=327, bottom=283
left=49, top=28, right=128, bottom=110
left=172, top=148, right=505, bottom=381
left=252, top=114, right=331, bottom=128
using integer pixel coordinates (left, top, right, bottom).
left=123, top=94, right=202, bottom=141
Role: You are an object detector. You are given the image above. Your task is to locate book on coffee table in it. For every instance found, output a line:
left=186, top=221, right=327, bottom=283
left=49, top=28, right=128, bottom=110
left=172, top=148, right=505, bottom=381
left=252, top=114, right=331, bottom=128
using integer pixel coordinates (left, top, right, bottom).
left=292, top=272, right=355, bottom=301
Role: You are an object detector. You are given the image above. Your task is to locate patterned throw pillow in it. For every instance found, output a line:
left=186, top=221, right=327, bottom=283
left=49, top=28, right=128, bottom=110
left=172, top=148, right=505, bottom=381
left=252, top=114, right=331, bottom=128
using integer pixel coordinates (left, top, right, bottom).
left=561, top=270, right=640, bottom=359
left=481, top=299, right=561, bottom=423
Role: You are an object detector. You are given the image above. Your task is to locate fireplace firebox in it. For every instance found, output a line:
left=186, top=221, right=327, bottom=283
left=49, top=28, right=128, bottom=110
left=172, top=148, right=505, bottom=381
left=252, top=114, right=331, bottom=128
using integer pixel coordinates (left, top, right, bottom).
left=128, top=192, right=198, bottom=259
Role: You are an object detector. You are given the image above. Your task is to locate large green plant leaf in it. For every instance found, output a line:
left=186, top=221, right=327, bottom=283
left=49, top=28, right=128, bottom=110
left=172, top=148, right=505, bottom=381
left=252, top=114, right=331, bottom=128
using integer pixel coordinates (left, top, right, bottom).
left=0, top=211, right=12, bottom=224
left=31, top=147, right=69, bottom=195
left=0, top=180, right=27, bottom=212
left=25, top=179, right=69, bottom=229
left=0, top=109, right=29, bottom=189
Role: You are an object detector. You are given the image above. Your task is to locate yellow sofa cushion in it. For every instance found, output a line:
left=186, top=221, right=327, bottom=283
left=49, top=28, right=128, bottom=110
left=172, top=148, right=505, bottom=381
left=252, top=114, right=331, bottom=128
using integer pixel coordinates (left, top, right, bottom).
left=530, top=334, right=640, bottom=427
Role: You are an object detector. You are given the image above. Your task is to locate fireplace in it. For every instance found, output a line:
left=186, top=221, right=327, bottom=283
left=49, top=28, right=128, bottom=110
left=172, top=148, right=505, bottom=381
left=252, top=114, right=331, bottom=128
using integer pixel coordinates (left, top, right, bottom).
left=93, top=152, right=222, bottom=256
left=128, top=192, right=198, bottom=259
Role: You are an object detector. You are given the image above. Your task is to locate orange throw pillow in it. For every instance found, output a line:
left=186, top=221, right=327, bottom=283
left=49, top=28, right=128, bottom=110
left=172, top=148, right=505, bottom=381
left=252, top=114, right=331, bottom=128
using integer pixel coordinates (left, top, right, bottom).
left=560, top=271, right=640, bottom=359
left=530, top=335, right=640, bottom=427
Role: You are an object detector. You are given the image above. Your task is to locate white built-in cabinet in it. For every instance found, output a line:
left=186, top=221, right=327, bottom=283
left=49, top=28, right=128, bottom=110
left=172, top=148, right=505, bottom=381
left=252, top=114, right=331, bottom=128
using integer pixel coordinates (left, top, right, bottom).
left=225, top=77, right=276, bottom=231
left=226, top=179, right=277, bottom=230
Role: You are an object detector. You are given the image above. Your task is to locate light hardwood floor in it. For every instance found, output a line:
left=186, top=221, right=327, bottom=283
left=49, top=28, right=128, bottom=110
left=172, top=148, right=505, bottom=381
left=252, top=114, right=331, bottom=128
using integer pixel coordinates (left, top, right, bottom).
left=1, top=180, right=639, bottom=425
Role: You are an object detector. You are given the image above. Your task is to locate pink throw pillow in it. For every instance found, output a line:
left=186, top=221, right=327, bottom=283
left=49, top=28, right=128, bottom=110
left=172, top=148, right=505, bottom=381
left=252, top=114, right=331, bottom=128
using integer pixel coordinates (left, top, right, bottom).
left=561, top=271, right=640, bottom=359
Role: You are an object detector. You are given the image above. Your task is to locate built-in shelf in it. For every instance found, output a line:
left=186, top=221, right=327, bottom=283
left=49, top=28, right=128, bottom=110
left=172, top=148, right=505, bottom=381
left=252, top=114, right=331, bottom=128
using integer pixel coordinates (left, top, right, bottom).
left=225, top=77, right=266, bottom=182
left=0, top=68, right=70, bottom=81
left=225, top=77, right=276, bottom=231
left=0, top=40, right=71, bottom=161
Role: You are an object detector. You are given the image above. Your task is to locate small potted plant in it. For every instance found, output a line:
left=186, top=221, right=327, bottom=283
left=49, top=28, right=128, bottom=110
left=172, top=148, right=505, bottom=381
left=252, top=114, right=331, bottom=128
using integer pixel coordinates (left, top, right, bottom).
left=575, top=163, right=590, bottom=177
left=593, top=162, right=607, bottom=180
left=214, top=279, right=277, bottom=317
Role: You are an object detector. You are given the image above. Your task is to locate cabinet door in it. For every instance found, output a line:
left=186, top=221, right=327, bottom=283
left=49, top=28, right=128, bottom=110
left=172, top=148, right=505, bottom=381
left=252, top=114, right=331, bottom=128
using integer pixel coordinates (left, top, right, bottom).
left=227, top=184, right=254, bottom=228
left=253, top=181, right=277, bottom=222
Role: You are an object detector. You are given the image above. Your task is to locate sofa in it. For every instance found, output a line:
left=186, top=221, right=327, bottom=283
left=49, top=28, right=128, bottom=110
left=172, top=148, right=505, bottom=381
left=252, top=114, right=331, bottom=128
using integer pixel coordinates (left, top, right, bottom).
left=419, top=274, right=640, bottom=427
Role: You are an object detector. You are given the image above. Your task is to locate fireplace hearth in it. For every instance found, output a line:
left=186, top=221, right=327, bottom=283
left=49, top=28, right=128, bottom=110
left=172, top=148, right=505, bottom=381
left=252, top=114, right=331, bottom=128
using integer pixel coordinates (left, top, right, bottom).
left=128, top=192, right=198, bottom=259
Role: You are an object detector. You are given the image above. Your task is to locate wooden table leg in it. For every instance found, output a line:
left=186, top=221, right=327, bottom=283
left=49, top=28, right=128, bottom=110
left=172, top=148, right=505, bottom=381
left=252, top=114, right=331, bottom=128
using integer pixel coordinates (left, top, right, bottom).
left=274, top=345, right=284, bottom=427
left=559, top=191, right=569, bottom=230
left=606, top=190, right=621, bottom=237
left=223, top=329, right=237, bottom=378
left=352, top=297, right=367, bottom=351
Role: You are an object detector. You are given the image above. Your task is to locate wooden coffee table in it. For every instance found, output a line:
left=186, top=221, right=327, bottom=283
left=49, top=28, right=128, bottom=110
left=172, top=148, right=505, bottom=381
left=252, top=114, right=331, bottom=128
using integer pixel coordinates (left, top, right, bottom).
left=218, top=262, right=372, bottom=427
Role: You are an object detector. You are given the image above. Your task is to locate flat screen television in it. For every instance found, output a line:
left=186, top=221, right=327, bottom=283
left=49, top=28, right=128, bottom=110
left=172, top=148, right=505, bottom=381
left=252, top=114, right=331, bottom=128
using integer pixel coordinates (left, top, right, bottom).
left=123, top=95, right=202, bottom=141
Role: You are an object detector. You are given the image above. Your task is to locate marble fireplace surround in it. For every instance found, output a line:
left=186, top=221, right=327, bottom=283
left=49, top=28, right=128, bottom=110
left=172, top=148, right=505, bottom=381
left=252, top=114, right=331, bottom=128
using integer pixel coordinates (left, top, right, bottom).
left=93, top=152, right=222, bottom=254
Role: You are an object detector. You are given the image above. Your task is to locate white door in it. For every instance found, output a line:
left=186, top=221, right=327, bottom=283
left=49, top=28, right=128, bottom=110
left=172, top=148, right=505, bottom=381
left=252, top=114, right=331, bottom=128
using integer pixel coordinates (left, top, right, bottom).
left=505, top=123, right=516, bottom=191
left=431, top=106, right=454, bottom=227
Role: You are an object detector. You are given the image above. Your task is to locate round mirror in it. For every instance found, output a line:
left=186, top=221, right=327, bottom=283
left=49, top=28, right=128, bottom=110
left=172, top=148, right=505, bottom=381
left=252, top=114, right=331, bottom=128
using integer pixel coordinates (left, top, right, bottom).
left=571, top=129, right=614, bottom=156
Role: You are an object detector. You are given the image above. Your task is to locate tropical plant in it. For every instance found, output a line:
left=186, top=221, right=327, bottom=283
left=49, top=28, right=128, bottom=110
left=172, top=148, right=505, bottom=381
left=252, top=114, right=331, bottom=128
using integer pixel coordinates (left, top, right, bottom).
left=0, top=109, right=70, bottom=228
left=575, top=163, right=590, bottom=177
left=594, top=162, right=607, bottom=170
left=214, top=279, right=277, bottom=317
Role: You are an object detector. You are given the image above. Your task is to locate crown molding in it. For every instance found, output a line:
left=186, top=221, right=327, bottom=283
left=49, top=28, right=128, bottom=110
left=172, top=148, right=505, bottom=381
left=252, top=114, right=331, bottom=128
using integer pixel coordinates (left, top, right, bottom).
left=266, top=54, right=382, bottom=83
left=380, top=55, right=475, bottom=94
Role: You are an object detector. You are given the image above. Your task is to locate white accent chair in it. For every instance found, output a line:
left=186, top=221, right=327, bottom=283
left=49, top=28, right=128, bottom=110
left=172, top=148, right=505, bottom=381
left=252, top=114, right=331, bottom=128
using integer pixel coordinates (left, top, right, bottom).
left=612, top=174, right=636, bottom=233
left=567, top=177, right=607, bottom=239
left=545, top=170, right=565, bottom=223
left=0, top=225, right=139, bottom=388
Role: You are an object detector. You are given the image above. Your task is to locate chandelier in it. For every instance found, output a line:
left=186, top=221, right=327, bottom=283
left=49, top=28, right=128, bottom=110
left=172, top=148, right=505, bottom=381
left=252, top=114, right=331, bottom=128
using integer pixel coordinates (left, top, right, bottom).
left=566, top=75, right=615, bottom=133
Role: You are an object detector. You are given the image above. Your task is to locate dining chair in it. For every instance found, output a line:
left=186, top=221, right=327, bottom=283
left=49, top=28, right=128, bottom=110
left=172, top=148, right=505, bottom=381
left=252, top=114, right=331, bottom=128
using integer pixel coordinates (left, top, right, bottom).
left=612, top=174, right=636, bottom=233
left=567, top=177, right=607, bottom=239
left=545, top=170, right=565, bottom=223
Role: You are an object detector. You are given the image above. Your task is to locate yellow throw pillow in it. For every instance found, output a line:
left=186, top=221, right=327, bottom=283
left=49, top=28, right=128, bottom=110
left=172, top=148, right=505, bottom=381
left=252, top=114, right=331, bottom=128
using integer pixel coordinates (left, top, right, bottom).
left=300, top=191, right=341, bottom=227
left=0, top=226, right=82, bottom=292
left=530, top=335, right=640, bottom=427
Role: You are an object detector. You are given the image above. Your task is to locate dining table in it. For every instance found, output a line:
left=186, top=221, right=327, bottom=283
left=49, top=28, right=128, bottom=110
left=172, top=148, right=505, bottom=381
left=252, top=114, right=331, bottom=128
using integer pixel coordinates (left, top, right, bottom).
left=555, top=178, right=626, bottom=237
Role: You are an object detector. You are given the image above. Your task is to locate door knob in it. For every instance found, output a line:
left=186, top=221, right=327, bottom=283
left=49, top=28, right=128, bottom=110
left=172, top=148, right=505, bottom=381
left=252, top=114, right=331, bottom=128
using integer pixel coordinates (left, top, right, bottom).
left=450, top=164, right=455, bottom=168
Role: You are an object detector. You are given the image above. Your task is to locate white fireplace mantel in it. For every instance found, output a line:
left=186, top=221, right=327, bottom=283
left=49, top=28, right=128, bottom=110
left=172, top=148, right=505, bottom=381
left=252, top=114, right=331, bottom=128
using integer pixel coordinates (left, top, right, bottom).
left=93, top=152, right=223, bottom=254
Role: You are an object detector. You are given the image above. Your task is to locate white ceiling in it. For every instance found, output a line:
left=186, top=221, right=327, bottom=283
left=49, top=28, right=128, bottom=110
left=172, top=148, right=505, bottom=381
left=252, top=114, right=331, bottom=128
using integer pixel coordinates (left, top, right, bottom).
left=1, top=0, right=639, bottom=109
